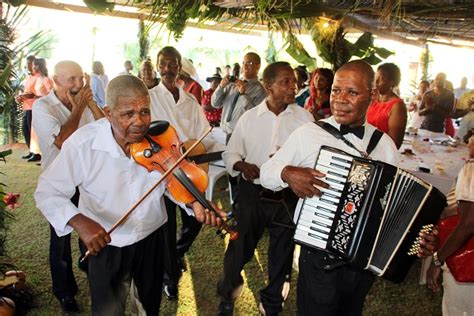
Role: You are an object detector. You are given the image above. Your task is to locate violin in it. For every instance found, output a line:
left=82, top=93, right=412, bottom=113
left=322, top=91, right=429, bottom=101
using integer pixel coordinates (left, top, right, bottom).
left=130, top=121, right=238, bottom=240
left=81, top=121, right=238, bottom=262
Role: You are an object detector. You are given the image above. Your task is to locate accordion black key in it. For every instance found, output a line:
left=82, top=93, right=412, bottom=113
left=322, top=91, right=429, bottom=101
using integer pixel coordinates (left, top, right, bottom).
left=294, top=146, right=447, bottom=283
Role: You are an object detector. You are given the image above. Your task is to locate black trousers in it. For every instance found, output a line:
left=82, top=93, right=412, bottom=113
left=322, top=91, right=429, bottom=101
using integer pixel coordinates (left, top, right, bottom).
left=22, top=110, right=32, bottom=148
left=217, top=180, right=298, bottom=314
left=88, top=227, right=165, bottom=315
left=297, top=246, right=375, bottom=316
left=49, top=189, right=80, bottom=300
left=225, top=133, right=239, bottom=207
left=162, top=196, right=202, bottom=285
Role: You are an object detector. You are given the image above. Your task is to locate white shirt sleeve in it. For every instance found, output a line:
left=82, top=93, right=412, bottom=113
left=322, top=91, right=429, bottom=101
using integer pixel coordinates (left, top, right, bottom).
left=260, top=127, right=306, bottom=191
left=32, top=100, right=61, bottom=148
left=34, top=141, right=84, bottom=236
left=222, top=118, right=246, bottom=177
left=455, top=162, right=474, bottom=202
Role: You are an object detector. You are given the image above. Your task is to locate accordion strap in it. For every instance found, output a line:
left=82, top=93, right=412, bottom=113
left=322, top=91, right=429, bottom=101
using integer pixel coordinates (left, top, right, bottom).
left=314, top=121, right=383, bottom=158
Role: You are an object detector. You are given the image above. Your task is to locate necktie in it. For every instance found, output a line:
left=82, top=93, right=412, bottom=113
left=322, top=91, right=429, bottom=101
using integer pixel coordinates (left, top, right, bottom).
left=226, top=92, right=240, bottom=122
left=339, top=125, right=365, bottom=139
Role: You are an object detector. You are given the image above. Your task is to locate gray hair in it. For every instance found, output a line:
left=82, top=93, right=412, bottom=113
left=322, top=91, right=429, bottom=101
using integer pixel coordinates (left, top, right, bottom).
left=106, top=75, right=149, bottom=109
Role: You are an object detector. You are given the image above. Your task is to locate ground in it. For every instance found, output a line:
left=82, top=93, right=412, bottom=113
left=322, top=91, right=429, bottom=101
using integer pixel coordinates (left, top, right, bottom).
left=0, top=144, right=442, bottom=315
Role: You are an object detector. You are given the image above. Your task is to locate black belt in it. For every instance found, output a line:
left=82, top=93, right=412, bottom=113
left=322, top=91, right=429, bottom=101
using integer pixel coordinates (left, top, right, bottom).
left=242, top=179, right=293, bottom=202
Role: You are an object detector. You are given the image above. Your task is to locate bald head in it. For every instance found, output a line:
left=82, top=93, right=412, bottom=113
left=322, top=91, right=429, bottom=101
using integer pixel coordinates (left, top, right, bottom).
left=336, top=60, right=375, bottom=90
left=106, top=75, right=149, bottom=110
left=54, top=60, right=82, bottom=77
left=330, top=60, right=376, bottom=127
left=53, top=60, right=84, bottom=95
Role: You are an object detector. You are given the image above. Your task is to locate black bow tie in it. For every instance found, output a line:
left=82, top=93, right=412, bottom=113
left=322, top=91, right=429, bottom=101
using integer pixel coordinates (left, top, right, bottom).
left=339, top=125, right=365, bottom=139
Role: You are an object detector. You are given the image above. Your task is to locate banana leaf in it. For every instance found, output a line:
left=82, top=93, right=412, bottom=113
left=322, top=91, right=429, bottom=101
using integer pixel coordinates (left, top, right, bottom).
left=362, top=53, right=382, bottom=65
left=0, top=63, right=13, bottom=91
left=374, top=47, right=394, bottom=59
left=285, top=34, right=317, bottom=71
left=83, top=0, right=115, bottom=13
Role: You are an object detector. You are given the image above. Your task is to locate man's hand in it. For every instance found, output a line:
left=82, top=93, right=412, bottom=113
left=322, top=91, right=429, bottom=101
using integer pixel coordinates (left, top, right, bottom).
left=424, top=96, right=434, bottom=109
left=234, top=79, right=247, bottom=94
left=281, top=165, right=329, bottom=198
left=219, top=75, right=231, bottom=88
left=68, top=214, right=111, bottom=256
left=426, top=263, right=442, bottom=292
left=234, top=161, right=259, bottom=181
left=67, top=83, right=95, bottom=113
left=191, top=201, right=226, bottom=227
left=15, top=95, right=25, bottom=104
left=418, top=227, right=439, bottom=258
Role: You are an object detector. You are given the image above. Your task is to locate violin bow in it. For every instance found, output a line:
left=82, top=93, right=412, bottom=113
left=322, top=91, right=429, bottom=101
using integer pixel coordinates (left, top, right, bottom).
left=81, top=126, right=213, bottom=262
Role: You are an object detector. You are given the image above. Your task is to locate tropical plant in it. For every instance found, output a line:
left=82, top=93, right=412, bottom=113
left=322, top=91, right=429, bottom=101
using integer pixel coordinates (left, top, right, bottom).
left=0, top=3, right=51, bottom=144
left=0, top=149, right=16, bottom=273
left=286, top=18, right=394, bottom=71
left=419, top=44, right=432, bottom=82
left=138, top=17, right=150, bottom=61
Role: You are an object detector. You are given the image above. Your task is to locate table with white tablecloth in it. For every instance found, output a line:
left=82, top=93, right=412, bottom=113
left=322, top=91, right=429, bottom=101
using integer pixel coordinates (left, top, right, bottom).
left=399, top=135, right=469, bottom=195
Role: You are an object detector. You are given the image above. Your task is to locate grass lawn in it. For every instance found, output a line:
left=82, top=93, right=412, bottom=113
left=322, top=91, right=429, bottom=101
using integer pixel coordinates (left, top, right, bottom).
left=1, top=144, right=442, bottom=315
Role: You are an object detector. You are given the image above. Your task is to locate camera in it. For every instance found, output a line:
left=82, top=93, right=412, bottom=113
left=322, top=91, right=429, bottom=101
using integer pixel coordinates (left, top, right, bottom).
left=229, top=75, right=237, bottom=82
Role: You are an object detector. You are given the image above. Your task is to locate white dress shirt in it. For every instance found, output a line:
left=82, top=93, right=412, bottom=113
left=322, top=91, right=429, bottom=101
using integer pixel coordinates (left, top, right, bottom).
left=35, top=118, right=190, bottom=247
left=149, top=82, right=224, bottom=152
left=260, top=117, right=399, bottom=222
left=32, top=90, right=95, bottom=170
left=223, top=100, right=314, bottom=184
left=260, top=116, right=399, bottom=209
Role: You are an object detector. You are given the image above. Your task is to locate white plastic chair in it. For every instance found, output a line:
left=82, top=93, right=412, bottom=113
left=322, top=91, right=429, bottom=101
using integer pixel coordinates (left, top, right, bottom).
left=205, top=163, right=228, bottom=201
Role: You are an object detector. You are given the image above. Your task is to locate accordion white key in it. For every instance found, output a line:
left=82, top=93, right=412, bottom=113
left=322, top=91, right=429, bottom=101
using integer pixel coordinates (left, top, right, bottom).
left=294, top=146, right=447, bottom=283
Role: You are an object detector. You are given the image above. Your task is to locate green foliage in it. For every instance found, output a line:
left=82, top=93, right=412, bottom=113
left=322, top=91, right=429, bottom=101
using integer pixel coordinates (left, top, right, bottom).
left=138, top=18, right=150, bottom=61
left=285, top=33, right=317, bottom=72
left=310, top=21, right=394, bottom=71
left=83, top=0, right=114, bottom=13
left=265, top=31, right=277, bottom=64
left=420, top=44, right=433, bottom=82
left=284, top=20, right=393, bottom=72
left=0, top=149, right=15, bottom=273
left=1, top=3, right=52, bottom=144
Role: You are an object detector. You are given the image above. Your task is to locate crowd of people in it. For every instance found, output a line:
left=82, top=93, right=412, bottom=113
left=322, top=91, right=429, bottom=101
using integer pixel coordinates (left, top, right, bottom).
left=13, top=47, right=473, bottom=315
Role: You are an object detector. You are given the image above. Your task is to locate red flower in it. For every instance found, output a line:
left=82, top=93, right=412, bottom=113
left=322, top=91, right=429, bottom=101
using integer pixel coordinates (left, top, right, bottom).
left=3, top=193, right=20, bottom=210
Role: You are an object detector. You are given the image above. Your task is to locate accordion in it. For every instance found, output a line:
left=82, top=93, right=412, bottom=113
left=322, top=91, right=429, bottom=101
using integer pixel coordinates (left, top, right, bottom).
left=294, top=146, right=447, bottom=283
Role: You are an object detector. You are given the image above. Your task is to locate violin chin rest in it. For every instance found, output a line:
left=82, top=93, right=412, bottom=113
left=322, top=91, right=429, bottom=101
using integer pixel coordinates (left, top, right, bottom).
left=148, top=120, right=170, bottom=136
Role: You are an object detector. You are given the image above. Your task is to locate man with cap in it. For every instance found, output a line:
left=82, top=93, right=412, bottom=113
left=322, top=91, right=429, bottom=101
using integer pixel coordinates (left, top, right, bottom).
left=179, top=57, right=204, bottom=104
left=202, top=72, right=223, bottom=126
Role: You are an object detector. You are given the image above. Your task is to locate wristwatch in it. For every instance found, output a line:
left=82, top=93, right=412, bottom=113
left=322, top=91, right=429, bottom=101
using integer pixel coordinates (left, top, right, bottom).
left=433, top=251, right=443, bottom=267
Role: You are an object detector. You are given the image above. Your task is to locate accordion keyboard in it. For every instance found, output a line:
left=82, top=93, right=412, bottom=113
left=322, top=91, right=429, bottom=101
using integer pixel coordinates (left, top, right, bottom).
left=294, top=149, right=353, bottom=250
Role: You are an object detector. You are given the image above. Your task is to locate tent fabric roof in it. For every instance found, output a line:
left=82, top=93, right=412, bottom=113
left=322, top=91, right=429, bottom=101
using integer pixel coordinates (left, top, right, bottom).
left=21, top=0, right=474, bottom=44
left=114, top=0, right=474, bottom=43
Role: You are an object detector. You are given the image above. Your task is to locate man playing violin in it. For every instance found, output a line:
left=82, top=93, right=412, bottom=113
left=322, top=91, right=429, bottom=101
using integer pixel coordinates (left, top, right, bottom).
left=260, top=60, right=438, bottom=316
left=35, top=75, right=224, bottom=315
left=149, top=46, right=225, bottom=300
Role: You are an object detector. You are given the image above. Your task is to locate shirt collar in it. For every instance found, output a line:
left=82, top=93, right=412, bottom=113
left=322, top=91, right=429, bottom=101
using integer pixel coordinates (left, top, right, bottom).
left=244, top=77, right=260, bottom=84
left=256, top=99, right=295, bottom=117
left=91, top=118, right=127, bottom=158
left=157, top=81, right=188, bottom=104
left=324, top=116, right=368, bottom=136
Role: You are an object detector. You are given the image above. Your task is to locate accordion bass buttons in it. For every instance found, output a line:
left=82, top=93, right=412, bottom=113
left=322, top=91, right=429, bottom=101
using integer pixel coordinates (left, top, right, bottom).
left=406, top=224, right=434, bottom=256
